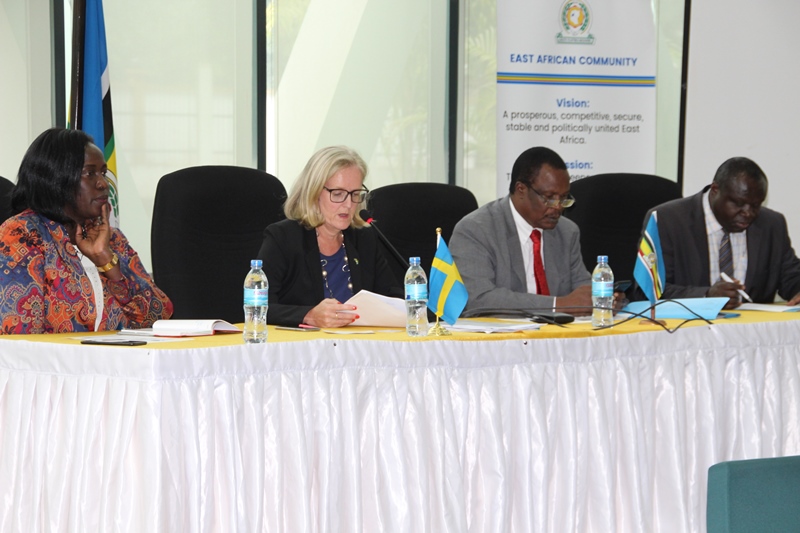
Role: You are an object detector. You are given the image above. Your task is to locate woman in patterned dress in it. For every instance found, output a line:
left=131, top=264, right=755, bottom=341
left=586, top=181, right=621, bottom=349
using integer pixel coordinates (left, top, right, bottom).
left=0, top=127, right=172, bottom=334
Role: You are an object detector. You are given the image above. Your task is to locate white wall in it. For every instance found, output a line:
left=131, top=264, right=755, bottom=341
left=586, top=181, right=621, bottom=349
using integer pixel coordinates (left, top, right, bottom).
left=0, top=0, right=52, bottom=181
left=684, top=0, right=800, bottom=245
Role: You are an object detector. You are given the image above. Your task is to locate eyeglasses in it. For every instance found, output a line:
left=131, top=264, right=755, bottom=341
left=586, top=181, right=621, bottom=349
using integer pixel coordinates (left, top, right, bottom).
left=527, top=185, right=575, bottom=208
left=323, top=186, right=369, bottom=203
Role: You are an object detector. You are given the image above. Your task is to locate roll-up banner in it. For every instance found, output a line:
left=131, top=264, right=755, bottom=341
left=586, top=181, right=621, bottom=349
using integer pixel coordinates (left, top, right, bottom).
left=496, top=0, right=656, bottom=195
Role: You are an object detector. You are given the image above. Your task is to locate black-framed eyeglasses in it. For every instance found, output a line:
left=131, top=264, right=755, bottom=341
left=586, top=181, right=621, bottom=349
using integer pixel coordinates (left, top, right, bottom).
left=526, top=184, right=575, bottom=208
left=323, top=186, right=369, bottom=203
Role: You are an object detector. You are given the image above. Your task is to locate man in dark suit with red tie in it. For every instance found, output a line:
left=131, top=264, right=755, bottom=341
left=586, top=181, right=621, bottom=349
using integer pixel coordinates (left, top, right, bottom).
left=643, top=157, right=800, bottom=309
left=450, top=146, right=595, bottom=315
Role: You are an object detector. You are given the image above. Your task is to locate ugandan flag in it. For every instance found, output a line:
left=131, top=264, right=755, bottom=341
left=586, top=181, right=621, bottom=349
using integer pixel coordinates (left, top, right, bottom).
left=69, top=0, right=119, bottom=226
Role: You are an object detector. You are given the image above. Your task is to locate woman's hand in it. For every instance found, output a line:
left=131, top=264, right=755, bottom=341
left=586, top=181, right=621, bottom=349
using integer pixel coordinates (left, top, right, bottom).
left=76, top=203, right=121, bottom=279
left=303, top=298, right=359, bottom=328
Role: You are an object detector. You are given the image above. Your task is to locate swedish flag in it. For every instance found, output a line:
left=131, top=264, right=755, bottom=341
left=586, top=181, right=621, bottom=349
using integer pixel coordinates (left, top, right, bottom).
left=634, top=211, right=665, bottom=304
left=427, top=236, right=468, bottom=324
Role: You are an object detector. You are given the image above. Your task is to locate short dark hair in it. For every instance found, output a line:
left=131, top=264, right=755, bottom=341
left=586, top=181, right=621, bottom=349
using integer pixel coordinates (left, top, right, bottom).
left=508, top=146, right=567, bottom=195
left=712, top=157, right=768, bottom=194
left=12, top=127, right=94, bottom=223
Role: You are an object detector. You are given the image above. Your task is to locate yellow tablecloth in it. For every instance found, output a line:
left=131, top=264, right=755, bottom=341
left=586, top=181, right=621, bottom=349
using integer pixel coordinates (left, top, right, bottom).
left=10, top=309, right=799, bottom=348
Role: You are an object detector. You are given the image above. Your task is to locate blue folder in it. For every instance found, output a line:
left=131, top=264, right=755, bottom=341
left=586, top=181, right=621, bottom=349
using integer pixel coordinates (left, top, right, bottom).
left=621, top=297, right=728, bottom=320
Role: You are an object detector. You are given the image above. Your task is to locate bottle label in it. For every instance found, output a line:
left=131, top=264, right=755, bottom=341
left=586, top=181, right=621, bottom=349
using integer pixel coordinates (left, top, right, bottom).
left=405, top=283, right=428, bottom=300
left=592, top=281, right=613, bottom=297
left=244, top=288, right=268, bottom=306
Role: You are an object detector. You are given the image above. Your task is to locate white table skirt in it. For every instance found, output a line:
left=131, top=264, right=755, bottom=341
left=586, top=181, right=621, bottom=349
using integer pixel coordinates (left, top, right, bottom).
left=1, top=321, right=799, bottom=532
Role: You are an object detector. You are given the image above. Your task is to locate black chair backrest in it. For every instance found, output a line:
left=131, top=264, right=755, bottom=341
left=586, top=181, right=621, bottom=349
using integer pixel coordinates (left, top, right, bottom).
left=563, top=173, right=681, bottom=284
left=0, top=176, right=14, bottom=224
left=151, top=166, right=286, bottom=323
left=367, top=182, right=479, bottom=281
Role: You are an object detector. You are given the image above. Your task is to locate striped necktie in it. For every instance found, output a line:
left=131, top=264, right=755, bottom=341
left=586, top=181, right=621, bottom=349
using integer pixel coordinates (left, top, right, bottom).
left=719, top=231, right=734, bottom=278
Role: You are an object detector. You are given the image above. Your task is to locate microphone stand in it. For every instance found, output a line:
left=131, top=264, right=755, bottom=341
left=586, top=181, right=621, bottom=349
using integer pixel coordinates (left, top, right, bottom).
left=360, top=210, right=409, bottom=269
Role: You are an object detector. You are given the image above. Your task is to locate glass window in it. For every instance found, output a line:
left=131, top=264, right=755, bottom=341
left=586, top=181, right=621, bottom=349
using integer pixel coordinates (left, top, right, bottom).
left=61, top=0, right=257, bottom=270
left=265, top=0, right=449, bottom=191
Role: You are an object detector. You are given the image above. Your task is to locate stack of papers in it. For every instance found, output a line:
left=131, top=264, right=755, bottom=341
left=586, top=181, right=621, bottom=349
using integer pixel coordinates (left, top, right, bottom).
left=345, top=290, right=406, bottom=327
left=121, top=319, right=241, bottom=337
left=738, top=303, right=800, bottom=313
left=447, top=319, right=541, bottom=334
left=343, top=291, right=544, bottom=333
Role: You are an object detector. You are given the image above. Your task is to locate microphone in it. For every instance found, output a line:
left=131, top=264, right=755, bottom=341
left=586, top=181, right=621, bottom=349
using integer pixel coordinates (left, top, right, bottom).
left=360, top=209, right=410, bottom=269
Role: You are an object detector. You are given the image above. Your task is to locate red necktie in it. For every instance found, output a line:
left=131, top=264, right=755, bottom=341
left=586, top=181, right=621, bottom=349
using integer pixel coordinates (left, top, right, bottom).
left=531, top=229, right=550, bottom=295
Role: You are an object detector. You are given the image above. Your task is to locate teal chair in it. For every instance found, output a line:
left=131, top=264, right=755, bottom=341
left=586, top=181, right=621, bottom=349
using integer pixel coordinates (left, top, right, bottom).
left=707, top=455, right=800, bottom=533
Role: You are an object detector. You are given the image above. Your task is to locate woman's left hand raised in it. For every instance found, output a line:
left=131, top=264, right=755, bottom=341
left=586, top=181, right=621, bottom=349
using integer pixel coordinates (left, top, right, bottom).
left=76, top=203, right=119, bottom=277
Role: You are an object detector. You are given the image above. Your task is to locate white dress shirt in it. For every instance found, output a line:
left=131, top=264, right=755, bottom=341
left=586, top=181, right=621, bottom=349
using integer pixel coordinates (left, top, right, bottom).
left=703, top=190, right=747, bottom=284
left=509, top=197, right=545, bottom=294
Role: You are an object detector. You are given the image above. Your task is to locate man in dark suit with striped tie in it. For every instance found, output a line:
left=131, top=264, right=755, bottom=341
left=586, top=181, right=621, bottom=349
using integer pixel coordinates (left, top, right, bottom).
left=643, top=157, right=800, bottom=309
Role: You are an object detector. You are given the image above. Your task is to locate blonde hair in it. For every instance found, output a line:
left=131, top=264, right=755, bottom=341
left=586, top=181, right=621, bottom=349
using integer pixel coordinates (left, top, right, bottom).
left=284, top=146, right=369, bottom=229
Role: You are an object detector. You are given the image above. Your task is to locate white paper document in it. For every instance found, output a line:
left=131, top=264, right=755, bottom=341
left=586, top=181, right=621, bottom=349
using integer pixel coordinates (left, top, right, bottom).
left=121, top=319, right=241, bottom=337
left=738, top=303, right=800, bottom=313
left=344, top=290, right=406, bottom=328
left=322, top=329, right=375, bottom=335
left=447, top=319, right=541, bottom=334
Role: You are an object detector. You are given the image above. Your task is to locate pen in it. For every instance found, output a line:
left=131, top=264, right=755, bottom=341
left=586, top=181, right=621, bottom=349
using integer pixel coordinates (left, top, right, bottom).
left=298, top=323, right=318, bottom=329
left=720, top=272, right=753, bottom=302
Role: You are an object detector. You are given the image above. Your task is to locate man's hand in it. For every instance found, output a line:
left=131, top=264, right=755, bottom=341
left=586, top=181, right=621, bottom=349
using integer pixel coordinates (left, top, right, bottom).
left=787, top=293, right=800, bottom=306
left=555, top=285, right=593, bottom=316
left=707, top=280, right=742, bottom=309
left=612, top=291, right=629, bottom=311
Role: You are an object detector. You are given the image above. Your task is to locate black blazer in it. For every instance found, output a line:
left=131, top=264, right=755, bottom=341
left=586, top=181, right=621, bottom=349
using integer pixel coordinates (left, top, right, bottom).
left=646, top=189, right=800, bottom=303
left=257, top=219, right=403, bottom=326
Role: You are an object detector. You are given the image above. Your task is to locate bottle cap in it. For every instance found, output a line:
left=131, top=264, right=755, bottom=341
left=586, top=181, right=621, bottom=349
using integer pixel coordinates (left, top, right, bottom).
left=251, top=259, right=263, bottom=269
left=409, top=257, right=421, bottom=265
left=597, top=255, right=608, bottom=263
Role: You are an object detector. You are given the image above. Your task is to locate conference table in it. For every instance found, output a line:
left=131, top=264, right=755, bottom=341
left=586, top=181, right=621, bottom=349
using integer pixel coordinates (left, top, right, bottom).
left=1, top=311, right=799, bottom=532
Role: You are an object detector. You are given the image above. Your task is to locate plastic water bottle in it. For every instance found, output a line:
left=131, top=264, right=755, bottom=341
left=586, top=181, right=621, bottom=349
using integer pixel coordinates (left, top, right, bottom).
left=592, top=255, right=614, bottom=327
left=243, top=259, right=269, bottom=343
left=404, top=257, right=429, bottom=337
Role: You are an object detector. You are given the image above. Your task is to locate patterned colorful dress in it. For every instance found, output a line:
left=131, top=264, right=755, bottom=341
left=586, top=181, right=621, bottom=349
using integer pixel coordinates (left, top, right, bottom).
left=0, top=209, right=173, bottom=334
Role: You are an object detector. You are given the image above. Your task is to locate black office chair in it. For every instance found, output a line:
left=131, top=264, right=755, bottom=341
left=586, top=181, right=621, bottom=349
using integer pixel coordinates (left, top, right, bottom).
left=562, top=173, right=681, bottom=288
left=367, top=182, right=479, bottom=281
left=151, top=166, right=286, bottom=323
left=0, top=175, right=14, bottom=224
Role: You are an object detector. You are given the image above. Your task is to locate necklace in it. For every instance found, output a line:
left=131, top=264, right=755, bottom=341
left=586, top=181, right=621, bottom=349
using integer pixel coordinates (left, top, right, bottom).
left=319, top=236, right=353, bottom=299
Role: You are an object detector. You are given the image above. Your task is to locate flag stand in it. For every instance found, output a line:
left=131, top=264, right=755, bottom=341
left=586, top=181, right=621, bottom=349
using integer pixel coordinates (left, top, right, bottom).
left=427, top=226, right=467, bottom=336
left=429, top=315, right=451, bottom=336
left=639, top=306, right=666, bottom=326
left=636, top=212, right=666, bottom=326
left=430, top=228, right=452, bottom=336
